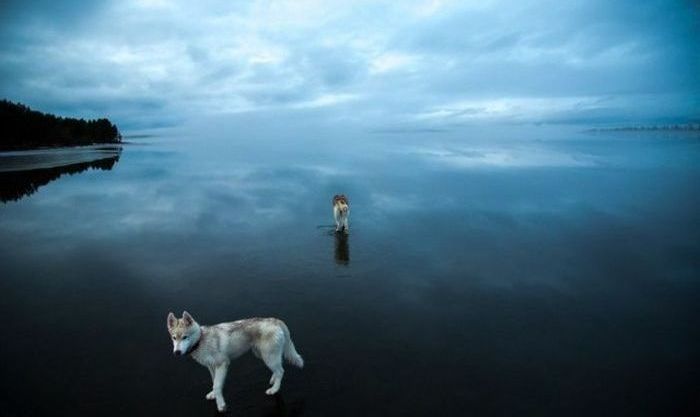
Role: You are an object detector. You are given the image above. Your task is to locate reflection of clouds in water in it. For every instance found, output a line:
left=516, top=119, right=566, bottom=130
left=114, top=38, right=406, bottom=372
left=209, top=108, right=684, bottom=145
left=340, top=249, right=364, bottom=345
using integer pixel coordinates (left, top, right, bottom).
left=293, top=164, right=344, bottom=177
left=0, top=162, right=340, bottom=239
left=370, top=192, right=424, bottom=212
left=411, top=145, right=599, bottom=168
left=114, top=164, right=342, bottom=232
left=0, top=160, right=346, bottom=282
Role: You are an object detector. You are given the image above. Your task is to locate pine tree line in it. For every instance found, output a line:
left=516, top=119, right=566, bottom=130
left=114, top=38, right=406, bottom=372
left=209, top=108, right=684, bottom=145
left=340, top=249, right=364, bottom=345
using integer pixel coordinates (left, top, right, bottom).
left=1, top=99, right=121, bottom=150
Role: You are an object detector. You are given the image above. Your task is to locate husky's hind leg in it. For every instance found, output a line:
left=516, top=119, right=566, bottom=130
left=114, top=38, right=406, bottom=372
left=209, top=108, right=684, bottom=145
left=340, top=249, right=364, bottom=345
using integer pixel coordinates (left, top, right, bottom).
left=263, top=356, right=284, bottom=395
left=260, top=334, right=285, bottom=395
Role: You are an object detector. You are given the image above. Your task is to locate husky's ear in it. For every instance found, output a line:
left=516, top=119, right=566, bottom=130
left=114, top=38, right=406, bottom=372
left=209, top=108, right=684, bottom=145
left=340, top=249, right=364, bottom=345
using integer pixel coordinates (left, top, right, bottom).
left=167, top=312, right=177, bottom=329
left=182, top=311, right=194, bottom=326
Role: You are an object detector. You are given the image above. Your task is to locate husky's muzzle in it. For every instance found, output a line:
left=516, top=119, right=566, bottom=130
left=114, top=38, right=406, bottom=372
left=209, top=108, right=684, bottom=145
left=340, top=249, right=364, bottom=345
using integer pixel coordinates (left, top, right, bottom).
left=173, top=338, right=200, bottom=357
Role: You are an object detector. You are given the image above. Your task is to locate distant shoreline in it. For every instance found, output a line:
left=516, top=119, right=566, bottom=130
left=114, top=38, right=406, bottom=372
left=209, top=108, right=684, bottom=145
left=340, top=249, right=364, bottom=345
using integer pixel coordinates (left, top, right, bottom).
left=0, top=99, right=122, bottom=151
left=586, top=124, right=700, bottom=133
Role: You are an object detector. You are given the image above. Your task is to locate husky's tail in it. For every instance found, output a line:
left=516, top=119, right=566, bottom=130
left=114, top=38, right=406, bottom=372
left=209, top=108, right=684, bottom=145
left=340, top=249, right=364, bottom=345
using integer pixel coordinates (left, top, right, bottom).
left=281, top=323, right=304, bottom=368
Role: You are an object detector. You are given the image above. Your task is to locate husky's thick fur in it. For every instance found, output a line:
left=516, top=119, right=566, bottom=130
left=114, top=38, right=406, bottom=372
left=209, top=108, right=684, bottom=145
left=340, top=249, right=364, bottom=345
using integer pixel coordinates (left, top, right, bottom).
left=167, top=311, right=304, bottom=413
left=333, top=194, right=350, bottom=234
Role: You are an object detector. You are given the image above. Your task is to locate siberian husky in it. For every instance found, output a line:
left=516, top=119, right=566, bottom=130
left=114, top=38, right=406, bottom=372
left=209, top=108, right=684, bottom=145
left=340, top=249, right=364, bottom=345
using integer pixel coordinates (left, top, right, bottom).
left=333, top=194, right=350, bottom=234
left=167, top=311, right=304, bottom=413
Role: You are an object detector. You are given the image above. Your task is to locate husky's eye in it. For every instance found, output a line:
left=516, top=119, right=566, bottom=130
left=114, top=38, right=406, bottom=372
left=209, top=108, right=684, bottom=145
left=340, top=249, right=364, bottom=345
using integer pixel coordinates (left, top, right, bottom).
left=183, top=335, right=188, bottom=340
left=172, top=336, right=176, bottom=340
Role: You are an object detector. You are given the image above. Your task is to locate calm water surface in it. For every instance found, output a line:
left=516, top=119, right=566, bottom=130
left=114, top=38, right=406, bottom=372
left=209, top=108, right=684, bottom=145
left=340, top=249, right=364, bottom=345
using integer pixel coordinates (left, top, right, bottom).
left=1, top=125, right=698, bottom=416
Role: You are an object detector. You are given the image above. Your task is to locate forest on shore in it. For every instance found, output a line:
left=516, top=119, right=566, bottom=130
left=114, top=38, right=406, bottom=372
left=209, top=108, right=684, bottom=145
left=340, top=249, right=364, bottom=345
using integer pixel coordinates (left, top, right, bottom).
left=1, top=100, right=121, bottom=150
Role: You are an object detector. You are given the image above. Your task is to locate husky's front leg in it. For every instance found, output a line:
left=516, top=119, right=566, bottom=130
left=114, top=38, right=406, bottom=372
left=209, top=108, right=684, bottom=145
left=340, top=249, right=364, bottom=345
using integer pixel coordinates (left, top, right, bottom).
left=342, top=217, right=349, bottom=234
left=212, top=363, right=229, bottom=412
left=335, top=217, right=341, bottom=232
left=205, top=365, right=216, bottom=400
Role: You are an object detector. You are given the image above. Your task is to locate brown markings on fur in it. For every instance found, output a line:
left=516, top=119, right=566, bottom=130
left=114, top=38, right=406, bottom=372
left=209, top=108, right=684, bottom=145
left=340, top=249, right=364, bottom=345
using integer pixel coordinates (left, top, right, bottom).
left=242, top=318, right=266, bottom=342
left=174, top=317, right=282, bottom=346
left=333, top=194, right=348, bottom=205
left=223, top=317, right=280, bottom=343
left=169, top=318, right=191, bottom=340
left=247, top=327, right=263, bottom=342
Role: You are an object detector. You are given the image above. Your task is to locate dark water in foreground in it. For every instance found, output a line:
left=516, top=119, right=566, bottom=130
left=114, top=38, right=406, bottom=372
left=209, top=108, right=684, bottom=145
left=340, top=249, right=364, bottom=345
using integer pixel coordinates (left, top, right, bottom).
left=1, top=126, right=698, bottom=416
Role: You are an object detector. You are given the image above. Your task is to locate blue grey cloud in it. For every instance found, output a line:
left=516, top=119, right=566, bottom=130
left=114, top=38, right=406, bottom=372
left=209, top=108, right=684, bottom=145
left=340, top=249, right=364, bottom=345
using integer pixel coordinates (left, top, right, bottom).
left=0, top=0, right=697, bottom=129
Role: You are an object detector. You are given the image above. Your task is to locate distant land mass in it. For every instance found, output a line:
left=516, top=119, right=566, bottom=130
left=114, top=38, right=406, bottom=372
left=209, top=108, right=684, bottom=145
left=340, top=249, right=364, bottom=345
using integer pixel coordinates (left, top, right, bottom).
left=0, top=99, right=121, bottom=151
left=586, top=124, right=700, bottom=133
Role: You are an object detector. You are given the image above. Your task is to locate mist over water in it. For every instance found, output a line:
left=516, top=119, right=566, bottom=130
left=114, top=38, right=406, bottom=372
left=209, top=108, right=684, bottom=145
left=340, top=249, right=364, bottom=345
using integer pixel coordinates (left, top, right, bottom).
left=1, top=124, right=698, bottom=416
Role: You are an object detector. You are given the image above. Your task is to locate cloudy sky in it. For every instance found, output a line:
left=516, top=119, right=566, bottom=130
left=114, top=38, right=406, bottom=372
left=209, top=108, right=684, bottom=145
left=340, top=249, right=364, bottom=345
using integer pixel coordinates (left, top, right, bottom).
left=1, top=0, right=698, bottom=129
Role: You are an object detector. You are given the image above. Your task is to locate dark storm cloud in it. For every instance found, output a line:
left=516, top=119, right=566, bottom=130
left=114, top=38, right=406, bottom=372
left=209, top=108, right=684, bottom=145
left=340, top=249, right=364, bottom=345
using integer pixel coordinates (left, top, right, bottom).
left=0, top=0, right=697, bottom=129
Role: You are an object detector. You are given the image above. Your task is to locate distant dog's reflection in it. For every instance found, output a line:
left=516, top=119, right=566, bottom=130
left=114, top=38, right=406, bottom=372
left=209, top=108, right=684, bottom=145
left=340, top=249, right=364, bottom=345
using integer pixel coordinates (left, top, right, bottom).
left=334, top=232, right=350, bottom=265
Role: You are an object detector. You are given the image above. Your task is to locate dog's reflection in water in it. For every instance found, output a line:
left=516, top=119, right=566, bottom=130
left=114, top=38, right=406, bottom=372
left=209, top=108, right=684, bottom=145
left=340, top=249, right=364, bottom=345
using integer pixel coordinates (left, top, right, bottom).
left=334, top=232, right=350, bottom=265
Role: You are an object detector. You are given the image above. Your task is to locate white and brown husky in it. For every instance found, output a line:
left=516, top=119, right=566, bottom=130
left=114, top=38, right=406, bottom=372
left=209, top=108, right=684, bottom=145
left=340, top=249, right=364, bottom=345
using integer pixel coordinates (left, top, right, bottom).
left=167, top=311, right=304, bottom=413
left=333, top=194, right=350, bottom=234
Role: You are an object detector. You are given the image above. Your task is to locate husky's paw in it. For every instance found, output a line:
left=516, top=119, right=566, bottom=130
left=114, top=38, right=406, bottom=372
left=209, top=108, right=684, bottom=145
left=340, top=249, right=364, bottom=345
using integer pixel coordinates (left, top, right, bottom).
left=265, top=387, right=279, bottom=395
left=206, top=391, right=216, bottom=400
left=217, top=403, right=227, bottom=413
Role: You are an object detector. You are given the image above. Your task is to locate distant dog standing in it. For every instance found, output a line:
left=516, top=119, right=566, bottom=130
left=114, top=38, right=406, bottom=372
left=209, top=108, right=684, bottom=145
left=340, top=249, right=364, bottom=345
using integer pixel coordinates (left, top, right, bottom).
left=333, top=194, right=350, bottom=234
left=167, top=311, right=304, bottom=413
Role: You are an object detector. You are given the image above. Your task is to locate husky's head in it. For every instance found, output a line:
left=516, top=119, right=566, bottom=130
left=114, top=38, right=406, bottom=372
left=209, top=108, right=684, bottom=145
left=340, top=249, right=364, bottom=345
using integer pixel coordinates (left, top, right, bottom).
left=166, top=311, right=201, bottom=356
left=333, top=194, right=349, bottom=213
